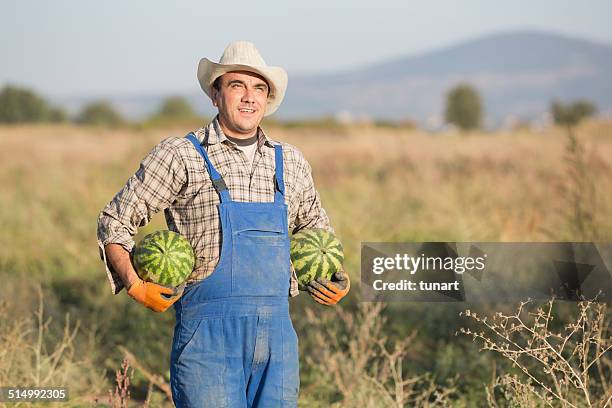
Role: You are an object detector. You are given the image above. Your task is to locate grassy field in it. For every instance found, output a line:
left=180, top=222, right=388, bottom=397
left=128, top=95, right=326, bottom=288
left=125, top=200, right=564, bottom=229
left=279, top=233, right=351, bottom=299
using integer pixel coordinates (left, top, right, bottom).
left=0, top=121, right=610, bottom=407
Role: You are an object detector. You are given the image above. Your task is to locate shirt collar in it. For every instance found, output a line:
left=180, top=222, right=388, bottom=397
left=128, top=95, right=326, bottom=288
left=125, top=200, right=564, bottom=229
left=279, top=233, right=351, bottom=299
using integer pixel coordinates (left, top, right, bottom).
left=195, top=115, right=275, bottom=149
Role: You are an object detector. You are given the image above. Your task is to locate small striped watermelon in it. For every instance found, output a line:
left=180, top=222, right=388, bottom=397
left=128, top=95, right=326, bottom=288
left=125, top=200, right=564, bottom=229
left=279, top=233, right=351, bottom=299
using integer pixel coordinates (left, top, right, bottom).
left=290, top=229, right=344, bottom=290
left=133, top=230, right=195, bottom=287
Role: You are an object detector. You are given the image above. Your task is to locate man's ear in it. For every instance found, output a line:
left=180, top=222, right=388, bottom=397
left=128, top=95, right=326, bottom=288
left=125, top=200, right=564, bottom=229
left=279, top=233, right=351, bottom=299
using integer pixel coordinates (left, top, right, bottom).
left=211, top=87, right=219, bottom=108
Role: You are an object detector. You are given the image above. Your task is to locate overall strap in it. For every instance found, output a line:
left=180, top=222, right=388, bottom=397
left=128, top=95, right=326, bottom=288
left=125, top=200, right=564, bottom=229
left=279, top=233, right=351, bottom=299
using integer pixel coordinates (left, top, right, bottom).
left=186, top=133, right=231, bottom=202
left=274, top=144, right=285, bottom=204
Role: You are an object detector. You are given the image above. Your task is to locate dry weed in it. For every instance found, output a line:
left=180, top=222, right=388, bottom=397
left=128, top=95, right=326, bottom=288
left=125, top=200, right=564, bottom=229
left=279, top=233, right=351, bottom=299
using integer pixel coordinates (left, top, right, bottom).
left=459, top=298, right=611, bottom=407
left=0, top=285, right=105, bottom=406
left=303, top=303, right=457, bottom=407
left=106, top=358, right=133, bottom=408
left=562, top=127, right=599, bottom=241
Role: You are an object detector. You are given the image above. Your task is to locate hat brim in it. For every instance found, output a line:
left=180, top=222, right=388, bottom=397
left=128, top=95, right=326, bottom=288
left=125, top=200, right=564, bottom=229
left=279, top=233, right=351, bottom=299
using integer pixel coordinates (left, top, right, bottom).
left=197, top=58, right=288, bottom=116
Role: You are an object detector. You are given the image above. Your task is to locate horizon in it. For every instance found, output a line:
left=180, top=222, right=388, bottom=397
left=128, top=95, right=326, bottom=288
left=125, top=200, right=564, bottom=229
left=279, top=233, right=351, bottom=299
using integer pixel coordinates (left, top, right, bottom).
left=1, top=29, right=609, bottom=106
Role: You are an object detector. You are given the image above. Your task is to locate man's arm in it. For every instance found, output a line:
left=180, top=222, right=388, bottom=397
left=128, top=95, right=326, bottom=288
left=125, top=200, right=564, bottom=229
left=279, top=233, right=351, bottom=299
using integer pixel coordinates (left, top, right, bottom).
left=104, top=243, right=140, bottom=289
left=97, top=138, right=187, bottom=296
left=105, top=243, right=180, bottom=312
left=292, top=158, right=334, bottom=234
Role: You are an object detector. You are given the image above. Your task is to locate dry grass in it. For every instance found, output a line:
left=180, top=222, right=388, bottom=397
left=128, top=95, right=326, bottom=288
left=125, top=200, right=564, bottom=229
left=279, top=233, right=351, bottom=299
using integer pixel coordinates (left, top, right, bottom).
left=301, top=302, right=458, bottom=407
left=0, top=120, right=611, bottom=405
left=0, top=285, right=106, bottom=407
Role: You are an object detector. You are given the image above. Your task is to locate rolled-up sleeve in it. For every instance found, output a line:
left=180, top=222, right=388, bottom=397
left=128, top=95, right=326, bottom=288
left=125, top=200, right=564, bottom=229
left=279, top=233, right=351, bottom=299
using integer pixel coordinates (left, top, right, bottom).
left=96, top=138, right=187, bottom=294
left=292, top=159, right=334, bottom=235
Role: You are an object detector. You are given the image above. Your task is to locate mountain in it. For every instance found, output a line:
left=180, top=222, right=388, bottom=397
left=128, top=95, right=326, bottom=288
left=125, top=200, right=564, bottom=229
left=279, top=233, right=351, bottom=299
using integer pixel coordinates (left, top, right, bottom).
left=54, top=31, right=612, bottom=128
left=281, top=31, right=612, bottom=127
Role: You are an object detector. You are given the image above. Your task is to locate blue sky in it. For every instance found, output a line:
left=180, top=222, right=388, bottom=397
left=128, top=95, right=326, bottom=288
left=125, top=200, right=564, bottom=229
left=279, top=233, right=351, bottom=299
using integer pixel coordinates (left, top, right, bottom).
left=1, top=0, right=611, bottom=97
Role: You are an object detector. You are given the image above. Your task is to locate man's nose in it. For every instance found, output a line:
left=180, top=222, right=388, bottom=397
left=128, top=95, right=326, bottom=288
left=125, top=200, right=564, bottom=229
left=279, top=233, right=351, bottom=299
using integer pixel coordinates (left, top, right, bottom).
left=241, top=87, right=255, bottom=103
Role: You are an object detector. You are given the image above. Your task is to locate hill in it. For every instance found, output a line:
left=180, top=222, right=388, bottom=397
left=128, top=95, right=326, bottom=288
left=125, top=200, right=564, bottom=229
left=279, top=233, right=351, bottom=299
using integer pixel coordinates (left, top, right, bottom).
left=283, top=31, right=612, bottom=126
left=52, top=31, right=612, bottom=128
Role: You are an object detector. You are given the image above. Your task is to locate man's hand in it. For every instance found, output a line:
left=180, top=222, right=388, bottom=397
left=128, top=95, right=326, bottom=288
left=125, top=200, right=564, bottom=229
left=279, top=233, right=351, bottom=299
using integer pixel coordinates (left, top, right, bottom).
left=104, top=243, right=183, bottom=312
left=127, top=279, right=183, bottom=312
left=306, top=270, right=350, bottom=306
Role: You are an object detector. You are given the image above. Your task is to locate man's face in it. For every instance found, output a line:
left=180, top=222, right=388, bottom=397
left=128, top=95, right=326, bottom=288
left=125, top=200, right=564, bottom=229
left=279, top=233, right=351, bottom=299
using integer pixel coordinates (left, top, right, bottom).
left=212, top=71, right=269, bottom=137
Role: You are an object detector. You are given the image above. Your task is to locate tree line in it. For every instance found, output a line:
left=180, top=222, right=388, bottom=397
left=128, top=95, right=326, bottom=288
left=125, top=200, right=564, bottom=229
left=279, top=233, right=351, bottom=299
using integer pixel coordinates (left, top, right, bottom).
left=0, top=85, right=201, bottom=126
left=444, top=83, right=598, bottom=130
left=0, top=84, right=599, bottom=129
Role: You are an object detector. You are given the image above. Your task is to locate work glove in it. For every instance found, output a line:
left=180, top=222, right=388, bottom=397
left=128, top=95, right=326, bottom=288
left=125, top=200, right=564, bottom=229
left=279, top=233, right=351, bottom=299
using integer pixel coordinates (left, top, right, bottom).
left=306, top=270, right=350, bottom=306
left=127, top=279, right=184, bottom=312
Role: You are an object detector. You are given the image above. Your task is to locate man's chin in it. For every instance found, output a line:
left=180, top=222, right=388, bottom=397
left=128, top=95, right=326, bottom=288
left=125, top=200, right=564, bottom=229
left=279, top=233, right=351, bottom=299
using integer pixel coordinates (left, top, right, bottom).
left=235, top=120, right=261, bottom=133
left=231, top=125, right=258, bottom=136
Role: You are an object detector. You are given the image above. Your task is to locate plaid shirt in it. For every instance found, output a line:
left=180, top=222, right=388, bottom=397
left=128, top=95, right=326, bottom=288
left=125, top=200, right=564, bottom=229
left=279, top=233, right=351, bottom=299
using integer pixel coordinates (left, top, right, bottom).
left=97, top=117, right=334, bottom=297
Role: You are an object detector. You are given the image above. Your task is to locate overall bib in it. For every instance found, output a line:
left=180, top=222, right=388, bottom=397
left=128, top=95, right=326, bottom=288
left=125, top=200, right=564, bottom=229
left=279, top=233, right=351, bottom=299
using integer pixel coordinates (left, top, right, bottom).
left=170, top=133, right=299, bottom=407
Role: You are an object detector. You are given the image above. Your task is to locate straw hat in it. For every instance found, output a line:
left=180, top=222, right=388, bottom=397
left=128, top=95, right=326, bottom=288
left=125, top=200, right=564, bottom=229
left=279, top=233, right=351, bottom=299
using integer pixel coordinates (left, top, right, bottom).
left=197, top=41, right=288, bottom=116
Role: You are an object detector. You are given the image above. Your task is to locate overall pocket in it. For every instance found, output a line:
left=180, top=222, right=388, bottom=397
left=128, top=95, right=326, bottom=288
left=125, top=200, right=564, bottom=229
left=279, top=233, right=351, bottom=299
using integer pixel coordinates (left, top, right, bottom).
left=229, top=207, right=291, bottom=297
left=231, top=232, right=291, bottom=296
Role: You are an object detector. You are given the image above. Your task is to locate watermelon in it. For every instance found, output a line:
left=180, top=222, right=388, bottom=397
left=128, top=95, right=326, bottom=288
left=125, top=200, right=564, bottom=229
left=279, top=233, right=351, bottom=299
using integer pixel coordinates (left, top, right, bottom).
left=133, top=230, right=195, bottom=287
left=290, top=229, right=344, bottom=290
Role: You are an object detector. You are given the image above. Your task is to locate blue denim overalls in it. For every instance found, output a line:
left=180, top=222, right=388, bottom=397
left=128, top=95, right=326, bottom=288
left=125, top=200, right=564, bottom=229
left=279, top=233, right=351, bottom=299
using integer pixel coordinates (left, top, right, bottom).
left=170, top=133, right=299, bottom=407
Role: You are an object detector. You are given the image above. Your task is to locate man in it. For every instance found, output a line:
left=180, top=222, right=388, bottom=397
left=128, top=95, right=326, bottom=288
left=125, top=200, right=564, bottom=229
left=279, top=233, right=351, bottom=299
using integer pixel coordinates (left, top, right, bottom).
left=96, top=41, right=350, bottom=407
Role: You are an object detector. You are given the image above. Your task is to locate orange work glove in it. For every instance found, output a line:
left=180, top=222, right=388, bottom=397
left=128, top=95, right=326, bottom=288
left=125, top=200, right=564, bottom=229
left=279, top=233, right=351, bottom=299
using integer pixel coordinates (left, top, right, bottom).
left=306, top=270, right=350, bottom=306
left=127, top=279, right=183, bottom=312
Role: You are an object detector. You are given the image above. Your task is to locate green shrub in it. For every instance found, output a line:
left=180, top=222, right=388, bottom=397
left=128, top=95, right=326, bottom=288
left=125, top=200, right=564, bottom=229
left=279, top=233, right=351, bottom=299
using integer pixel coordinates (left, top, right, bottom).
left=141, top=96, right=204, bottom=129
left=0, top=85, right=52, bottom=123
left=444, top=83, right=483, bottom=130
left=551, top=99, right=597, bottom=127
left=155, top=96, right=197, bottom=119
left=76, top=101, right=123, bottom=126
left=48, top=107, right=68, bottom=123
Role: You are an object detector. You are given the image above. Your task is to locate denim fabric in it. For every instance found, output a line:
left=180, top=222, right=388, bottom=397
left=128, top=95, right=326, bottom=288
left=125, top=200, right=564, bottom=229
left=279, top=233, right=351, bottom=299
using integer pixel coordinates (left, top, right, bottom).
left=170, top=135, right=298, bottom=407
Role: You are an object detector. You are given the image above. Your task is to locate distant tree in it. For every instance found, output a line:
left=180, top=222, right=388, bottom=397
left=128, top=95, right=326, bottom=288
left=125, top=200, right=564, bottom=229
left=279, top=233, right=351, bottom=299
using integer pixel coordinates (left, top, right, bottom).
left=155, top=96, right=197, bottom=119
left=551, top=99, right=597, bottom=127
left=444, top=83, right=483, bottom=130
left=76, top=101, right=123, bottom=126
left=48, top=107, right=68, bottom=123
left=0, top=85, right=50, bottom=123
